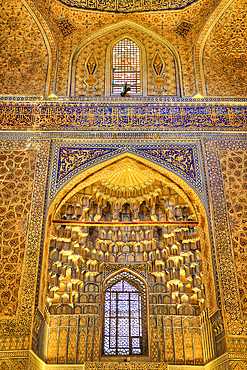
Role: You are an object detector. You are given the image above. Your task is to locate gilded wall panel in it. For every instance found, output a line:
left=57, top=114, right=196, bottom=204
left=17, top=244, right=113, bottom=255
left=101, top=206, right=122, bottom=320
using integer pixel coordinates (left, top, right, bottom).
left=203, top=0, right=247, bottom=96
left=0, top=357, right=29, bottom=370
left=0, top=139, right=50, bottom=353
left=40, top=0, right=220, bottom=96
left=184, top=329, right=193, bottom=364
left=46, top=315, right=101, bottom=363
left=174, top=328, right=185, bottom=364
left=0, top=150, right=35, bottom=317
left=67, top=329, right=77, bottom=363
left=77, top=327, right=86, bottom=363
left=204, top=139, right=247, bottom=337
left=0, top=0, right=48, bottom=96
left=47, top=329, right=58, bottom=364
left=219, top=150, right=247, bottom=315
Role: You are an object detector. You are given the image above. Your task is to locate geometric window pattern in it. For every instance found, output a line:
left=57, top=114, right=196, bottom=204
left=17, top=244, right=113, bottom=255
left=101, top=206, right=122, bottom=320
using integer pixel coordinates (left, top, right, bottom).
left=103, top=272, right=147, bottom=355
left=112, top=38, right=141, bottom=94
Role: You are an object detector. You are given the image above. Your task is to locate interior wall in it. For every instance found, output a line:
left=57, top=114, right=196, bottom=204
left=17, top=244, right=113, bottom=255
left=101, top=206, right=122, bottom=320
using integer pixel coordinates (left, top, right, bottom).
left=26, top=0, right=223, bottom=97
left=0, top=0, right=48, bottom=96
left=0, top=139, right=50, bottom=360
left=203, top=0, right=247, bottom=96
left=0, top=0, right=247, bottom=368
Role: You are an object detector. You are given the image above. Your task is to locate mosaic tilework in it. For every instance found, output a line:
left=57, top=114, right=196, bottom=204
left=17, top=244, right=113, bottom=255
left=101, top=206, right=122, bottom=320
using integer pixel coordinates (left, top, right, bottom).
left=204, top=0, right=247, bottom=96
left=54, top=0, right=199, bottom=12
left=49, top=142, right=203, bottom=205
left=204, top=139, right=247, bottom=336
left=56, top=147, right=119, bottom=182
left=0, top=103, right=247, bottom=132
left=219, top=150, right=247, bottom=315
left=0, top=0, right=48, bottom=96
left=0, top=150, right=36, bottom=317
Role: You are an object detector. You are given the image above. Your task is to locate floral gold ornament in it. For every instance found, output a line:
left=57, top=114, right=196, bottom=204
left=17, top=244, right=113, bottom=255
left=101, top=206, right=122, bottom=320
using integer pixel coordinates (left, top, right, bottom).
left=152, top=51, right=166, bottom=92
left=84, top=51, right=99, bottom=93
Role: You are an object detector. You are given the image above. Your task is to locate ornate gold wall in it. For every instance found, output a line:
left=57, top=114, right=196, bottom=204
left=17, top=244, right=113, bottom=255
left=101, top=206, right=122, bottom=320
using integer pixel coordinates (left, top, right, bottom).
left=0, top=0, right=247, bottom=369
left=0, top=0, right=48, bottom=96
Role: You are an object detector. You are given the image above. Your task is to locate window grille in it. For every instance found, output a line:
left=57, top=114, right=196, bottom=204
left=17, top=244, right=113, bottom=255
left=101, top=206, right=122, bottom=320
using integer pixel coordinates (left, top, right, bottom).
left=103, top=272, right=147, bottom=356
left=112, top=38, right=141, bottom=95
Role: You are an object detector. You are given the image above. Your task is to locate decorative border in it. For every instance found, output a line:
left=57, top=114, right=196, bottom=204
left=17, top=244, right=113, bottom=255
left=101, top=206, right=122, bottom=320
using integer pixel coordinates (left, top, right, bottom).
left=1, top=96, right=247, bottom=102
left=0, top=131, right=246, bottom=142
left=0, top=102, right=247, bottom=132
left=0, top=140, right=50, bottom=339
left=51, top=0, right=198, bottom=13
left=204, top=139, right=247, bottom=336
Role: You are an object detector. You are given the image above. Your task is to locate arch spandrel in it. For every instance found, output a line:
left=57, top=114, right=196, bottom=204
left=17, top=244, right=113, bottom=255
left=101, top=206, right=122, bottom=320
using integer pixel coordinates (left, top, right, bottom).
left=40, top=154, right=218, bottom=320
left=48, top=146, right=204, bottom=211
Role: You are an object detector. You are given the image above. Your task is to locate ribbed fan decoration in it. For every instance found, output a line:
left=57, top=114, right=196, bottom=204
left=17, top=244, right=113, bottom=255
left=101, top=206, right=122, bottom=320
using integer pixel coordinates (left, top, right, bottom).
left=102, top=167, right=154, bottom=188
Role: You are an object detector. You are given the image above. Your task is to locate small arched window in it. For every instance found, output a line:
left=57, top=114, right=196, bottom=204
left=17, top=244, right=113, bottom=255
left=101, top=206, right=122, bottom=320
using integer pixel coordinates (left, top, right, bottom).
left=112, top=38, right=141, bottom=95
left=103, top=271, right=147, bottom=356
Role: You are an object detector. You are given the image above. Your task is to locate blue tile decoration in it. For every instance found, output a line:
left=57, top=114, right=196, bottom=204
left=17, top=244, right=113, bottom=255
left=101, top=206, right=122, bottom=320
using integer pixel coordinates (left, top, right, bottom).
left=48, top=141, right=203, bottom=207
left=57, top=147, right=118, bottom=182
left=54, top=0, right=199, bottom=13
left=0, top=102, right=246, bottom=132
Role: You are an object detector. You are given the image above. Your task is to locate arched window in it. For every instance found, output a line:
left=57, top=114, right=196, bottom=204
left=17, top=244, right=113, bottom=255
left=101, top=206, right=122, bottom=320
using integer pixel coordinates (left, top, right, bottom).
left=112, top=38, right=141, bottom=95
left=103, top=271, right=147, bottom=356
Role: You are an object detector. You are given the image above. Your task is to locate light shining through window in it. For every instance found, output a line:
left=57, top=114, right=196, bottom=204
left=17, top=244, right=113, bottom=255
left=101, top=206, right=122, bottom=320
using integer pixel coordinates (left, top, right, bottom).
left=103, top=280, right=144, bottom=355
left=112, top=38, right=141, bottom=95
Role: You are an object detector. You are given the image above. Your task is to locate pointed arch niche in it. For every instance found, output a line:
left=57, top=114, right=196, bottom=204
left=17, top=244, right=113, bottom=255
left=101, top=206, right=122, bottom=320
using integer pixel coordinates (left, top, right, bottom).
left=38, top=154, right=218, bottom=365
left=69, top=21, right=182, bottom=97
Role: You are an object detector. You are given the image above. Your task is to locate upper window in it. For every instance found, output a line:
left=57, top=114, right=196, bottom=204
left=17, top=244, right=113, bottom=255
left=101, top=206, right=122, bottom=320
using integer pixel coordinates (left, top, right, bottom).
left=103, top=272, right=147, bottom=356
left=112, top=38, right=141, bottom=95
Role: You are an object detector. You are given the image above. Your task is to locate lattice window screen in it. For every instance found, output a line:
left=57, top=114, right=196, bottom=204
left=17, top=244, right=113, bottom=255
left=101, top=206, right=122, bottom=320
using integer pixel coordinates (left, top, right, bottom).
left=112, top=38, right=141, bottom=94
left=103, top=272, right=147, bottom=356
